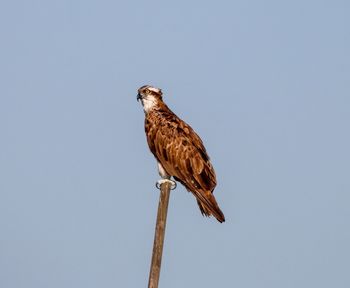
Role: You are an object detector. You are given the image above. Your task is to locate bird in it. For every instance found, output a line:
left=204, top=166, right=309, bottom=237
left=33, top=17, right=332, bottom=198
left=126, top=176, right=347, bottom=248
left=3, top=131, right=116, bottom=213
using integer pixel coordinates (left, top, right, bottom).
left=137, top=85, right=225, bottom=223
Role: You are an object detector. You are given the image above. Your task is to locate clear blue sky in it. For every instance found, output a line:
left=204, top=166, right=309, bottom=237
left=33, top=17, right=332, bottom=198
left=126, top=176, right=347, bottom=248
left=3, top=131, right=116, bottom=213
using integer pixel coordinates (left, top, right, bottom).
left=0, top=1, right=349, bottom=287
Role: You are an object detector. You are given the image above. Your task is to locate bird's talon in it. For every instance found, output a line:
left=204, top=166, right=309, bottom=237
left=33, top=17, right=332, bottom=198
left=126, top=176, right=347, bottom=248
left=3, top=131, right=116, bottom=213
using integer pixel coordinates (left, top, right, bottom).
left=156, top=179, right=177, bottom=190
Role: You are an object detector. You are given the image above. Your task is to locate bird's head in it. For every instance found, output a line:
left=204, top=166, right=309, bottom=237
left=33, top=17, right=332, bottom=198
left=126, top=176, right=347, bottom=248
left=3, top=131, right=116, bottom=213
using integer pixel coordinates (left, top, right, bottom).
left=137, top=85, right=163, bottom=113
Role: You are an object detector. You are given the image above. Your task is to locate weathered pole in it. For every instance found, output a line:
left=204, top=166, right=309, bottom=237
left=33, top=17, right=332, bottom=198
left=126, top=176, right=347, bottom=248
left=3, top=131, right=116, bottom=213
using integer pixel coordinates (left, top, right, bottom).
left=148, top=181, right=172, bottom=288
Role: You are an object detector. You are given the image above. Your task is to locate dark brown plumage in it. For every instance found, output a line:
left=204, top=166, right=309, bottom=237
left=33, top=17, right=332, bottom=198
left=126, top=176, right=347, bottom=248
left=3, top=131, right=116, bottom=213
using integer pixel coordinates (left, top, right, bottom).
left=137, top=85, right=225, bottom=223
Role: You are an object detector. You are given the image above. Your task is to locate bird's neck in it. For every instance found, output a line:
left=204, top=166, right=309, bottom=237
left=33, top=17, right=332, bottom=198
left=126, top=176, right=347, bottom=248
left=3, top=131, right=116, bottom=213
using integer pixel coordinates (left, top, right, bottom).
left=143, top=99, right=169, bottom=114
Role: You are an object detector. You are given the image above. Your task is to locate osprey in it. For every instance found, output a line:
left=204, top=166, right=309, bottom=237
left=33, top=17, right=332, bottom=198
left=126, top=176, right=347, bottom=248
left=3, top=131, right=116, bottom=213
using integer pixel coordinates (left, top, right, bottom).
left=137, top=85, right=225, bottom=223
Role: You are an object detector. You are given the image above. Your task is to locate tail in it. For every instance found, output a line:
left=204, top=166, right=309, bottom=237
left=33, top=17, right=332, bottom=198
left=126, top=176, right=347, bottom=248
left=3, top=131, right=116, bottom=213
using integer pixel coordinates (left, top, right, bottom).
left=195, top=192, right=225, bottom=223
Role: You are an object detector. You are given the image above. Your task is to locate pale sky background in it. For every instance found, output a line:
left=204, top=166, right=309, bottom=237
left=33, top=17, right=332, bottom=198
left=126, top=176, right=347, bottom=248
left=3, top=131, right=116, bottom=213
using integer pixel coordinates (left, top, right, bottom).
left=0, top=1, right=349, bottom=287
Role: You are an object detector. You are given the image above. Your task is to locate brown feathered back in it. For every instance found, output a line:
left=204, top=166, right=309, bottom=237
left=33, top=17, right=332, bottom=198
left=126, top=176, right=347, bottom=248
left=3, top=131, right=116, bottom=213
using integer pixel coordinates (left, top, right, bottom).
left=145, top=100, right=225, bottom=223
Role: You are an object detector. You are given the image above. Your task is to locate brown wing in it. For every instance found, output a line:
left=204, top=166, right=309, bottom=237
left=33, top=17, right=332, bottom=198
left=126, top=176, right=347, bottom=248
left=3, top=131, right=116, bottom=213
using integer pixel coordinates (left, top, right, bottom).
left=146, top=111, right=225, bottom=223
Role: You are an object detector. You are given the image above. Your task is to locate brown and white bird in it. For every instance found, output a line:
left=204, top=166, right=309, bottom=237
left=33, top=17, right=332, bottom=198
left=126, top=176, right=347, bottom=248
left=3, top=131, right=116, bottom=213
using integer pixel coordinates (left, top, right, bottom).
left=137, top=85, right=225, bottom=223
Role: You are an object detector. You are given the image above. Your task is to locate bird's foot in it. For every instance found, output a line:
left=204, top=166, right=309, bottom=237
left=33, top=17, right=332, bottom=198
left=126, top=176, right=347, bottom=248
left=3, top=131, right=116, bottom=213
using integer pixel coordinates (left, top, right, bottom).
left=156, top=179, right=177, bottom=190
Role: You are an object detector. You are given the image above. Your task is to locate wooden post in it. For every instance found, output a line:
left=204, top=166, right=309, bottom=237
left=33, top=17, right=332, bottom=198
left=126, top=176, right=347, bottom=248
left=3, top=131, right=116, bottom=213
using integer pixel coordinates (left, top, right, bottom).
left=148, top=181, right=172, bottom=288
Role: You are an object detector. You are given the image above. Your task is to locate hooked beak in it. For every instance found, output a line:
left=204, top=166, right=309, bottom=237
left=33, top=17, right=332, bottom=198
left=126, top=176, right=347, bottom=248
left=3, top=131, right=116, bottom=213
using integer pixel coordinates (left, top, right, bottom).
left=137, top=93, right=142, bottom=102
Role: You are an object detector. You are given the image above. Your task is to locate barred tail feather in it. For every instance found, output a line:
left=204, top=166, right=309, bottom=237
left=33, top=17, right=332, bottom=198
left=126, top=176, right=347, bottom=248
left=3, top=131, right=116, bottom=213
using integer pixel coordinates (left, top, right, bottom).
left=195, top=192, right=225, bottom=223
